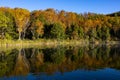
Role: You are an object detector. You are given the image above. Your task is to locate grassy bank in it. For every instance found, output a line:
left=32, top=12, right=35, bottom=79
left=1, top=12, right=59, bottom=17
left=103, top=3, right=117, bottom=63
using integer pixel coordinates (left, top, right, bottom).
left=0, top=39, right=120, bottom=49
left=0, top=39, right=89, bottom=48
left=0, top=39, right=120, bottom=52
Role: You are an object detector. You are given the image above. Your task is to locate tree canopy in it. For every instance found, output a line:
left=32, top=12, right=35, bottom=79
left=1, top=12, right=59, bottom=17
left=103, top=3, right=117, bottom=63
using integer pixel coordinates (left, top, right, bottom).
left=0, top=7, right=120, bottom=41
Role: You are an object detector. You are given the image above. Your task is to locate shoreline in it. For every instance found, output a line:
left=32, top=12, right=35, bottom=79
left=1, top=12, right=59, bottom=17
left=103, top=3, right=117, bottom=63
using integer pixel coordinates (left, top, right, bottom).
left=0, top=39, right=120, bottom=49
left=0, top=39, right=89, bottom=47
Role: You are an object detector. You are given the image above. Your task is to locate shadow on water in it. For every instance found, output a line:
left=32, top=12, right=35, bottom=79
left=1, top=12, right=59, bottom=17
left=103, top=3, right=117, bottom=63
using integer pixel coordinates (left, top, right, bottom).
left=0, top=44, right=120, bottom=80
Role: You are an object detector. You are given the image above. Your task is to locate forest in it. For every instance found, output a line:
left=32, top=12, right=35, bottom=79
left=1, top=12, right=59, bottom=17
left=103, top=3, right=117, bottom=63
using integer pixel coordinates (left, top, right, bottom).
left=0, top=7, right=120, bottom=41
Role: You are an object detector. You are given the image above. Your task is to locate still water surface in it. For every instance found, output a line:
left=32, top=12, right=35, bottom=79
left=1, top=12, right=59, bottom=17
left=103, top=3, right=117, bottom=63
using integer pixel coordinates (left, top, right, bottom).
left=0, top=45, right=120, bottom=80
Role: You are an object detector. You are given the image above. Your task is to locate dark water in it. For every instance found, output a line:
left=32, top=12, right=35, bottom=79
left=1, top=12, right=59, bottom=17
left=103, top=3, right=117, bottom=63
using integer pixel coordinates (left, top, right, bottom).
left=0, top=45, right=120, bottom=80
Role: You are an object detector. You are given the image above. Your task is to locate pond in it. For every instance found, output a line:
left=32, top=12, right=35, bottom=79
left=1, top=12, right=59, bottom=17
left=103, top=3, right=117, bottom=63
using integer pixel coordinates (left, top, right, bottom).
left=0, top=44, right=120, bottom=80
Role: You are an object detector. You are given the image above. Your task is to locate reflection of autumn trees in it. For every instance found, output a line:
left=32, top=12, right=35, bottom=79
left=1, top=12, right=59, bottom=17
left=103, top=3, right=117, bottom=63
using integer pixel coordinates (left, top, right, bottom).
left=0, top=49, right=17, bottom=76
left=35, top=46, right=120, bottom=73
left=0, top=45, right=120, bottom=77
left=12, top=48, right=30, bottom=76
left=29, top=48, right=44, bottom=73
left=0, top=52, right=8, bottom=76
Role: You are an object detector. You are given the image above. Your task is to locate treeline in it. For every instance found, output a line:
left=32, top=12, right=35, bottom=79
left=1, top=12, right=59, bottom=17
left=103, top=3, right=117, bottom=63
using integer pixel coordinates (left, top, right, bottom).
left=0, top=7, right=120, bottom=41
left=107, top=11, right=120, bottom=17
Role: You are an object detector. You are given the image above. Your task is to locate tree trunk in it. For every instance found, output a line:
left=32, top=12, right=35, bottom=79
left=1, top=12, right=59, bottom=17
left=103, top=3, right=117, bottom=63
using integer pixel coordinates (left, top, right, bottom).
left=19, top=31, right=21, bottom=40
left=22, top=19, right=30, bottom=40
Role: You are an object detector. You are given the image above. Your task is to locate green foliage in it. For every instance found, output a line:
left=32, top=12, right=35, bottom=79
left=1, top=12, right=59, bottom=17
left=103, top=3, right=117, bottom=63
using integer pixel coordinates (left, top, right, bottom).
left=5, top=11, right=17, bottom=39
left=0, top=11, right=10, bottom=39
left=66, top=24, right=79, bottom=40
left=65, top=26, right=72, bottom=39
left=71, top=24, right=79, bottom=39
left=78, top=26, right=84, bottom=39
left=50, top=22, right=65, bottom=40
left=5, top=33, right=12, bottom=39
left=88, top=28, right=97, bottom=41
left=96, top=26, right=102, bottom=40
left=101, top=26, right=110, bottom=40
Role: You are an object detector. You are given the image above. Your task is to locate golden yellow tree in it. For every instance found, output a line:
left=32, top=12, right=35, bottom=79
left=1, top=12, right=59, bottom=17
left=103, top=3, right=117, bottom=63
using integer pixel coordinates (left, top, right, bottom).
left=13, top=8, right=30, bottom=40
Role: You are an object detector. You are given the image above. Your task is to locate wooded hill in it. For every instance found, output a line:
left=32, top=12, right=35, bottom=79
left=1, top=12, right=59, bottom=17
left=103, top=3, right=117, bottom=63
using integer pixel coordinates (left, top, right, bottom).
left=0, top=7, right=120, bottom=41
left=107, top=11, right=120, bottom=17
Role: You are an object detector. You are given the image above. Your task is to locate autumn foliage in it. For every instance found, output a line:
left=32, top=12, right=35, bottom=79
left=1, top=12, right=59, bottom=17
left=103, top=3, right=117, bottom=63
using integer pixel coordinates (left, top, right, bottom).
left=0, top=7, right=120, bottom=41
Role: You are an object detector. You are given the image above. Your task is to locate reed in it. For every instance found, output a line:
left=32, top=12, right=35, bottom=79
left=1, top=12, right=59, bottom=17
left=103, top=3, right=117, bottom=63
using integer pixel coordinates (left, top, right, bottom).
left=0, top=39, right=89, bottom=49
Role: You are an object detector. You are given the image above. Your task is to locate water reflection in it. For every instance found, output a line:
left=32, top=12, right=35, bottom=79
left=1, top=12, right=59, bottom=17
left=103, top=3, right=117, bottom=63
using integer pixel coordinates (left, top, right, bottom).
left=0, top=45, right=120, bottom=79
